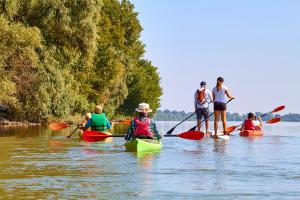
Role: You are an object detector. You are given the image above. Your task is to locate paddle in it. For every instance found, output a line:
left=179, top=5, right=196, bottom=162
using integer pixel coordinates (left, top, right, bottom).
left=227, top=117, right=281, bottom=134
left=188, top=98, right=234, bottom=131
left=166, top=112, right=195, bottom=135
left=226, top=105, right=285, bottom=134
left=85, top=131, right=205, bottom=141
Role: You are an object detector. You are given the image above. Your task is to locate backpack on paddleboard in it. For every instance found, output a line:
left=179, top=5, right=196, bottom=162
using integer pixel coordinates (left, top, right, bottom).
left=197, top=89, right=206, bottom=104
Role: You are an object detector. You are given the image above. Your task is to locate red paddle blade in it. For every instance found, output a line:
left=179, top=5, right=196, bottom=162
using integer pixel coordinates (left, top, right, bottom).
left=267, top=117, right=281, bottom=124
left=49, top=123, right=70, bottom=131
left=177, top=131, right=204, bottom=140
left=226, top=126, right=237, bottom=134
left=272, top=106, right=285, bottom=113
left=82, top=131, right=111, bottom=142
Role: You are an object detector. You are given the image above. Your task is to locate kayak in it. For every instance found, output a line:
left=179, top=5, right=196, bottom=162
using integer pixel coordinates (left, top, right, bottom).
left=81, top=130, right=112, bottom=142
left=240, top=129, right=264, bottom=137
left=124, top=138, right=162, bottom=153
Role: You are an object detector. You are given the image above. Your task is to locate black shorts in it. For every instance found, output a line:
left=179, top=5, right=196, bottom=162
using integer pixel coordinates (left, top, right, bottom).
left=214, top=102, right=227, bottom=111
left=196, top=108, right=209, bottom=120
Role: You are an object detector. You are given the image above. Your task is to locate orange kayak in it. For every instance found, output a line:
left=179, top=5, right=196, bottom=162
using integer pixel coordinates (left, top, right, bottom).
left=240, top=130, right=263, bottom=137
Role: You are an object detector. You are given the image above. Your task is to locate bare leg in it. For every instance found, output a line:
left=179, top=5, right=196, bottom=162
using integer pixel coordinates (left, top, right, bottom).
left=214, top=111, right=220, bottom=137
left=197, top=119, right=201, bottom=132
left=221, top=111, right=227, bottom=135
left=205, top=120, right=209, bottom=134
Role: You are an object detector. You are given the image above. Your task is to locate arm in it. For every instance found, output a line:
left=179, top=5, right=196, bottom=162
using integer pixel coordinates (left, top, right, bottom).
left=194, top=91, right=198, bottom=112
left=151, top=120, right=162, bottom=140
left=225, top=89, right=235, bottom=99
left=106, top=119, right=112, bottom=130
left=79, top=119, right=92, bottom=131
left=212, top=90, right=215, bottom=102
left=208, top=90, right=213, bottom=103
left=124, top=120, right=135, bottom=141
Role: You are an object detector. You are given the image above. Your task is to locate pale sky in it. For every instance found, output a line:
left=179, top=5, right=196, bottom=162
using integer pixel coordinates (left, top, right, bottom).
left=130, top=0, right=299, bottom=114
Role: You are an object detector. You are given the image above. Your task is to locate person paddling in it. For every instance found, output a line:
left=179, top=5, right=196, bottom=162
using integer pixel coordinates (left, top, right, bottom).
left=194, top=81, right=213, bottom=134
left=78, top=105, right=112, bottom=132
left=240, top=112, right=262, bottom=131
left=125, top=103, right=162, bottom=141
left=212, top=77, right=234, bottom=137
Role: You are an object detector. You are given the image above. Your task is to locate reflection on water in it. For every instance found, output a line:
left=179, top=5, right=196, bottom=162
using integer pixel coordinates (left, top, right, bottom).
left=1, top=122, right=300, bottom=199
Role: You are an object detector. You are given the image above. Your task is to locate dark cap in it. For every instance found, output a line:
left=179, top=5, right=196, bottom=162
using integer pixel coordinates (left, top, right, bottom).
left=247, top=112, right=256, bottom=119
left=200, top=81, right=207, bottom=86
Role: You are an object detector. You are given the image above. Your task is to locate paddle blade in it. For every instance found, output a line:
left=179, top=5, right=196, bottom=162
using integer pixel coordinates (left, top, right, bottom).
left=272, top=106, right=285, bottom=113
left=188, top=126, right=197, bottom=131
left=166, top=127, right=176, bottom=135
left=226, top=126, right=237, bottom=134
left=267, top=117, right=281, bottom=124
left=177, top=131, right=204, bottom=140
left=120, top=120, right=131, bottom=125
left=49, top=123, right=70, bottom=131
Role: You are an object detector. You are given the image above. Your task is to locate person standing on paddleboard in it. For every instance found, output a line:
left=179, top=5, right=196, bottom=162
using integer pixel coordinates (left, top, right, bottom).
left=125, top=103, right=162, bottom=141
left=194, top=81, right=213, bottom=134
left=212, top=77, right=234, bottom=137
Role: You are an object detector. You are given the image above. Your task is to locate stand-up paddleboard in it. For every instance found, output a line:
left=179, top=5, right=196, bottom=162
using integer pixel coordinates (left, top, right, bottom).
left=210, top=131, right=230, bottom=140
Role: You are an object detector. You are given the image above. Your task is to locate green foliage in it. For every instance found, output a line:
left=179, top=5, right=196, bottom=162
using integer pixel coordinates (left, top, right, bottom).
left=0, top=0, right=162, bottom=122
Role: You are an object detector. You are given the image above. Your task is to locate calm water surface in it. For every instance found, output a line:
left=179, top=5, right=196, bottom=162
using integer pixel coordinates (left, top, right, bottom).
left=1, top=122, right=300, bottom=199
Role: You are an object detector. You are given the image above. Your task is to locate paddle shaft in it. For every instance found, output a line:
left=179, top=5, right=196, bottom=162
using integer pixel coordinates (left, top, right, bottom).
left=166, top=112, right=195, bottom=134
left=189, top=98, right=234, bottom=131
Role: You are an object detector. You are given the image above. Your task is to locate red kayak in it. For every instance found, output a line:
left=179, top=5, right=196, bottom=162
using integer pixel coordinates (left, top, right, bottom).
left=81, top=131, right=112, bottom=142
left=240, top=130, right=264, bottom=137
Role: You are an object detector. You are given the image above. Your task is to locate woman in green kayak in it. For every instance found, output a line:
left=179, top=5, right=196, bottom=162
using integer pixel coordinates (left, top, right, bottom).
left=125, top=103, right=162, bottom=141
left=78, top=105, right=112, bottom=132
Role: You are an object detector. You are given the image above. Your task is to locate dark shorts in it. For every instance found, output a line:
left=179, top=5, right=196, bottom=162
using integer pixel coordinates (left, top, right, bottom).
left=214, top=102, right=227, bottom=111
left=196, top=107, right=209, bottom=120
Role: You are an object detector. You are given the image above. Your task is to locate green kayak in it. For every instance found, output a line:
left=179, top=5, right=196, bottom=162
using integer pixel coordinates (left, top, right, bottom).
left=124, top=138, right=162, bottom=153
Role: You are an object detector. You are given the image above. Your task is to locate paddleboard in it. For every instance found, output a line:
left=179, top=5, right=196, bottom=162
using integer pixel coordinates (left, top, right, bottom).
left=210, top=131, right=230, bottom=140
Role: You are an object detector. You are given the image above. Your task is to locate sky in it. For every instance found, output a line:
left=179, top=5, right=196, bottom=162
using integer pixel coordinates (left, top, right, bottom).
left=130, top=0, right=300, bottom=114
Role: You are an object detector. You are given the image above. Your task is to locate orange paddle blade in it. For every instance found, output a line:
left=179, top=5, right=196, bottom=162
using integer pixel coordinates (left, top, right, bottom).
left=120, top=120, right=131, bottom=125
left=267, top=117, right=281, bottom=124
left=48, top=123, right=70, bottom=131
left=177, top=131, right=204, bottom=140
left=226, top=126, right=238, bottom=134
left=272, top=106, right=285, bottom=113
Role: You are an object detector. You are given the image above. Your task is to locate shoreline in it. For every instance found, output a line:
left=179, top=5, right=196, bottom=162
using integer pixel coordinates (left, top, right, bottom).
left=0, top=119, right=42, bottom=126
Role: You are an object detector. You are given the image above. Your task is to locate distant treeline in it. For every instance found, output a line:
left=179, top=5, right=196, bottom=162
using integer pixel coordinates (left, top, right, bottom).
left=153, top=110, right=300, bottom=122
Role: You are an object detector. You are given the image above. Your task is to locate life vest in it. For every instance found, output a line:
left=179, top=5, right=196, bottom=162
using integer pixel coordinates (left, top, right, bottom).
left=133, top=117, right=153, bottom=138
left=197, top=89, right=206, bottom=104
left=244, top=119, right=256, bottom=130
left=91, top=113, right=108, bottom=131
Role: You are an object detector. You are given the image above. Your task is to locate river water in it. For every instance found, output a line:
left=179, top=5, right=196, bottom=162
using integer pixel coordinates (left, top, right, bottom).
left=0, top=121, right=300, bottom=199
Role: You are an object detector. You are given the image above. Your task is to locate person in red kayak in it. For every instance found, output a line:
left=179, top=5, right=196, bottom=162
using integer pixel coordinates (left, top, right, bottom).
left=240, top=112, right=262, bottom=131
left=78, top=105, right=112, bottom=132
left=212, top=77, right=234, bottom=137
left=125, top=103, right=162, bottom=141
left=194, top=81, right=213, bottom=134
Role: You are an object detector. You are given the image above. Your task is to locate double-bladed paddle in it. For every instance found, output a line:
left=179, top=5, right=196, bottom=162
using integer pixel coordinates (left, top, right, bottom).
left=188, top=98, right=234, bottom=131
left=226, top=105, right=285, bottom=134
left=227, top=117, right=281, bottom=134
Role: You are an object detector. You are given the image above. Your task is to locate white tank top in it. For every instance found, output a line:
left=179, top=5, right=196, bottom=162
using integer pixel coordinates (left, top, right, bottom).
left=213, top=85, right=228, bottom=103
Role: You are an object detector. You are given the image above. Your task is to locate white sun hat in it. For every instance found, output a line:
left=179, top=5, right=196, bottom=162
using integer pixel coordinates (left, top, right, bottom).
left=135, top=103, right=153, bottom=113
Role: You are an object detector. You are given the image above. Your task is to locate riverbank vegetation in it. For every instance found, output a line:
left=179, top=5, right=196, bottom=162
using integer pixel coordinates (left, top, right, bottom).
left=0, top=0, right=162, bottom=122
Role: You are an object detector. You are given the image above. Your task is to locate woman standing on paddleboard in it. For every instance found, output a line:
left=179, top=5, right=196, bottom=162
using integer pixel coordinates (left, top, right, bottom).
left=212, top=77, right=234, bottom=137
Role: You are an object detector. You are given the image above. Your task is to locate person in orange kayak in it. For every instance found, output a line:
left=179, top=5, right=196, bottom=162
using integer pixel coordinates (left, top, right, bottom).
left=212, top=77, right=234, bottom=137
left=125, top=103, right=162, bottom=141
left=240, top=112, right=262, bottom=131
left=194, top=81, right=213, bottom=133
left=78, top=105, right=112, bottom=132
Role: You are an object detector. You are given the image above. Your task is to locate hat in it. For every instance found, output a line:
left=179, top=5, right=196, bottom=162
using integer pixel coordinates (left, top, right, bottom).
left=200, top=81, right=207, bottom=86
left=247, top=112, right=256, bottom=119
left=94, top=105, right=103, bottom=114
left=135, top=103, right=153, bottom=113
